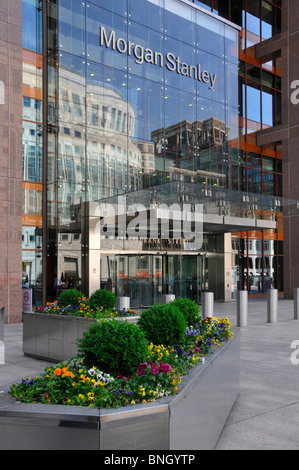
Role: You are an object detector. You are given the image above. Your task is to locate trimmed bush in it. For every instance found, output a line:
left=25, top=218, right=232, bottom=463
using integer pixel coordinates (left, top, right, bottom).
left=58, top=288, right=85, bottom=308
left=170, top=297, right=200, bottom=326
left=137, top=303, right=187, bottom=346
left=77, top=319, right=148, bottom=376
left=89, top=289, right=116, bottom=310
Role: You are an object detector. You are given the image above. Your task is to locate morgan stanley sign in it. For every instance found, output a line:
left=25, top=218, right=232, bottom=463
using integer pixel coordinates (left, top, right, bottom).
left=99, top=26, right=217, bottom=90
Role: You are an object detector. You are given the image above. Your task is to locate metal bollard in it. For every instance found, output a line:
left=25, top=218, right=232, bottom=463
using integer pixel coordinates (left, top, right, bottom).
left=294, top=288, right=299, bottom=319
left=162, top=294, right=175, bottom=304
left=237, top=290, right=248, bottom=327
left=202, top=292, right=214, bottom=319
left=267, top=289, right=278, bottom=323
left=116, top=297, right=130, bottom=310
left=0, top=307, right=4, bottom=342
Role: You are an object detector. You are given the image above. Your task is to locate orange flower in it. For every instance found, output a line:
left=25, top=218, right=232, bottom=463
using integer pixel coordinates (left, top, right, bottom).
left=61, top=368, right=75, bottom=379
left=54, top=368, right=62, bottom=376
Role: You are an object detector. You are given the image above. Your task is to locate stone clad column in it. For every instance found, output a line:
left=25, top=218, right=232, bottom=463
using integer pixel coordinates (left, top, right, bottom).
left=0, top=0, right=23, bottom=323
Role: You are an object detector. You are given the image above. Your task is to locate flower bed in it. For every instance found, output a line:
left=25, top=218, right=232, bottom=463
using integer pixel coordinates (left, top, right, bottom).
left=15, top=316, right=233, bottom=409
left=23, top=289, right=139, bottom=362
left=37, top=300, right=136, bottom=320
left=0, top=324, right=240, bottom=450
left=14, top=295, right=240, bottom=450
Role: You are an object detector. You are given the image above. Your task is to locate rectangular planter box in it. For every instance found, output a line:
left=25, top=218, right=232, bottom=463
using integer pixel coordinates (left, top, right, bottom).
left=0, top=329, right=240, bottom=450
left=23, top=312, right=139, bottom=362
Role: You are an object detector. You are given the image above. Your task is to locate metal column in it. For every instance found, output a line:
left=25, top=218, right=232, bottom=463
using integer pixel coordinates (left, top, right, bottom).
left=294, top=288, right=299, bottom=319
left=237, top=290, right=248, bottom=327
left=202, top=292, right=214, bottom=319
left=267, top=289, right=278, bottom=323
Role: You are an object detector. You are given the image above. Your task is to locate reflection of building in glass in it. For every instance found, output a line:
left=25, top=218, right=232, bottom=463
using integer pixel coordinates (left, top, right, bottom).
left=55, top=68, right=143, bottom=226
left=151, top=117, right=229, bottom=187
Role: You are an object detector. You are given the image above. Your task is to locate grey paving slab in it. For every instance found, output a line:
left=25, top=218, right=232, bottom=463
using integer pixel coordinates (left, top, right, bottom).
left=214, top=298, right=299, bottom=450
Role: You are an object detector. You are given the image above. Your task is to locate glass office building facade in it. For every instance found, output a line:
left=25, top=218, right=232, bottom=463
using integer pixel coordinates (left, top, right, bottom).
left=21, top=0, right=285, bottom=308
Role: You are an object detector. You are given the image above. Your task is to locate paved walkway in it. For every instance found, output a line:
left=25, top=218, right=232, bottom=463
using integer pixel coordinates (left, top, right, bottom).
left=1, top=298, right=299, bottom=450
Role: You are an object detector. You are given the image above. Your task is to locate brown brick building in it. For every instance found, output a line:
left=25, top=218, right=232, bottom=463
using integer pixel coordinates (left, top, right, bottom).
left=256, top=0, right=299, bottom=298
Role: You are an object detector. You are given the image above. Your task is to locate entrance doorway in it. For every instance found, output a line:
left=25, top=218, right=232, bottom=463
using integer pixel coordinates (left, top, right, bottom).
left=164, top=255, right=206, bottom=304
left=101, top=254, right=206, bottom=309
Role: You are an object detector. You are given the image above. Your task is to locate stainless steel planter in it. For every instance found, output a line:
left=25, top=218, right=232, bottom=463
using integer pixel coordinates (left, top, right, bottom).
left=23, top=312, right=139, bottom=362
left=0, top=329, right=240, bottom=450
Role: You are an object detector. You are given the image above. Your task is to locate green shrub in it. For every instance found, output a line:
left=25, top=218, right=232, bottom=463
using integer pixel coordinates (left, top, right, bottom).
left=170, top=297, right=200, bottom=326
left=77, top=319, right=148, bottom=376
left=58, top=288, right=85, bottom=307
left=137, top=303, right=187, bottom=346
left=89, top=289, right=116, bottom=310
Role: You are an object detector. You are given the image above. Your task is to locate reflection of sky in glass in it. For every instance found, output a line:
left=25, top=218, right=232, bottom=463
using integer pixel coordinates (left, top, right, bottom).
left=22, top=0, right=42, bottom=53
left=246, top=86, right=260, bottom=122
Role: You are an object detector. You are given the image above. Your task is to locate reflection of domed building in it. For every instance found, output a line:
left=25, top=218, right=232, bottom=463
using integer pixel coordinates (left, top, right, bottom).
left=51, top=68, right=143, bottom=225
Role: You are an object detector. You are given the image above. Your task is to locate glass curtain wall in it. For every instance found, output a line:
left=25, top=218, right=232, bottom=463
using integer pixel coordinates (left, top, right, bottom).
left=46, top=0, right=239, bottom=302
left=189, top=0, right=283, bottom=295
left=22, top=0, right=44, bottom=306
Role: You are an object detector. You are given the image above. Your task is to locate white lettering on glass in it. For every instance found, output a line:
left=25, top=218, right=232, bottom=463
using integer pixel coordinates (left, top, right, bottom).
left=99, top=26, right=217, bottom=89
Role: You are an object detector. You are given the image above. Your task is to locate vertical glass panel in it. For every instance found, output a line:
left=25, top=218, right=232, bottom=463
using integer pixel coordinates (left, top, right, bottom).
left=22, top=187, right=43, bottom=216
left=196, top=9, right=225, bottom=59
left=261, top=0, right=274, bottom=40
left=58, top=53, right=86, bottom=128
left=164, top=37, right=197, bottom=94
left=23, top=97, right=43, bottom=123
left=212, top=0, right=229, bottom=18
left=128, top=21, right=165, bottom=83
left=275, top=6, right=281, bottom=35
left=90, top=0, right=128, bottom=18
left=231, top=0, right=245, bottom=28
left=225, top=60, right=239, bottom=110
left=22, top=121, right=43, bottom=182
left=263, top=171, right=274, bottom=195
left=23, top=62, right=43, bottom=97
left=195, top=49, right=224, bottom=101
left=22, top=0, right=42, bottom=53
left=164, top=0, right=197, bottom=46
left=128, top=76, right=164, bottom=128
left=247, top=168, right=262, bottom=194
left=128, top=0, right=164, bottom=33
left=164, top=87, right=196, bottom=129
left=248, top=152, right=261, bottom=168
left=246, top=0, right=261, bottom=36
left=87, top=3, right=127, bottom=69
left=263, top=156, right=274, bottom=171
left=262, top=87, right=274, bottom=126
left=225, top=24, right=239, bottom=64
left=246, top=83, right=261, bottom=123
left=58, top=0, right=86, bottom=56
left=22, top=226, right=43, bottom=250
left=22, top=251, right=43, bottom=306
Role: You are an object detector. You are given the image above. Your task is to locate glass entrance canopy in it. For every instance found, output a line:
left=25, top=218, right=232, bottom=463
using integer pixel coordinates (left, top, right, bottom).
left=88, top=181, right=294, bottom=251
